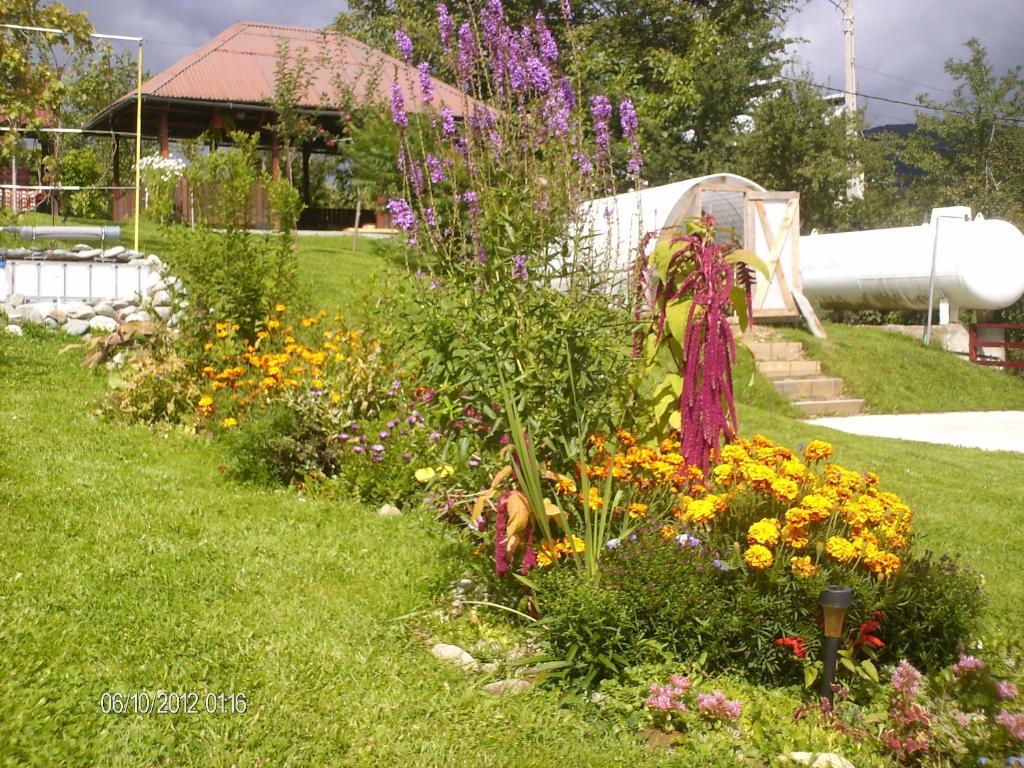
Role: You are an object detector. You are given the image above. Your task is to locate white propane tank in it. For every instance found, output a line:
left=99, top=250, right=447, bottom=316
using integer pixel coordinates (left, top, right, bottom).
left=799, top=208, right=1024, bottom=312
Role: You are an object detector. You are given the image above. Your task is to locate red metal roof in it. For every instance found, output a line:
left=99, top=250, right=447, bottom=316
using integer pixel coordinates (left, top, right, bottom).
left=108, top=21, right=473, bottom=116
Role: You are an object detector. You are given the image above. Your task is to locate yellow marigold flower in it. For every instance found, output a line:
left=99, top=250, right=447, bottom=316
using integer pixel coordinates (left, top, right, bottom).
left=318, top=310, right=328, bottom=318
left=627, top=502, right=648, bottom=519
left=779, top=458, right=807, bottom=482
left=267, top=319, right=280, bottom=330
left=683, top=497, right=717, bottom=525
left=744, top=544, right=773, bottom=570
left=800, top=494, right=834, bottom=522
left=330, top=391, right=341, bottom=403
left=198, top=395, right=214, bottom=408
left=211, top=381, right=225, bottom=391
left=438, top=464, right=455, bottom=479
left=660, top=524, right=677, bottom=541
left=804, top=439, right=834, bottom=463
left=221, top=417, right=237, bottom=429
left=203, top=342, right=214, bottom=351
left=415, top=467, right=436, bottom=483
left=720, top=444, right=750, bottom=464
left=770, top=476, right=800, bottom=502
left=712, top=463, right=734, bottom=486
left=274, top=304, right=287, bottom=313
left=784, top=507, right=811, bottom=527
left=790, top=555, right=820, bottom=578
left=584, top=487, right=604, bottom=509
left=742, top=461, right=777, bottom=492
left=782, top=524, right=809, bottom=549
left=748, top=518, right=781, bottom=547
left=826, top=535, right=857, bottom=563
left=260, top=376, right=277, bottom=389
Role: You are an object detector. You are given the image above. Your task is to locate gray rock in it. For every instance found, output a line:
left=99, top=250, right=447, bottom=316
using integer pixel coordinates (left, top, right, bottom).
left=93, top=302, right=118, bottom=319
left=4, top=324, right=23, bottom=336
left=71, top=243, right=92, bottom=252
left=11, top=304, right=45, bottom=324
left=77, top=248, right=101, bottom=259
left=66, top=303, right=95, bottom=321
left=89, top=315, right=118, bottom=333
left=154, top=306, right=172, bottom=321
left=63, top=319, right=90, bottom=336
left=100, top=246, right=126, bottom=259
left=377, top=503, right=402, bottom=517
left=47, top=310, right=67, bottom=323
left=43, top=317, right=59, bottom=330
left=123, top=311, right=151, bottom=323
left=482, top=679, right=532, bottom=696
left=8, top=293, right=25, bottom=307
left=112, top=300, right=131, bottom=310
left=150, top=289, right=171, bottom=305
left=430, top=643, right=479, bottom=671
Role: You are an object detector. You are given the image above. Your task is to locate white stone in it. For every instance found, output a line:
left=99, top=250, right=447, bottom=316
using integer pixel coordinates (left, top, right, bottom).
left=5, top=324, right=23, bottom=336
left=430, top=643, right=479, bottom=670
left=155, top=306, right=172, bottom=321
left=100, top=246, right=126, bottom=259
left=43, top=317, right=59, bottom=330
left=377, top=503, right=402, bottom=517
left=151, top=289, right=171, bottom=305
left=63, top=319, right=90, bottom=336
left=781, top=753, right=855, bottom=768
left=66, top=302, right=95, bottom=321
left=93, top=302, right=117, bottom=319
left=482, top=679, right=531, bottom=696
left=124, top=311, right=151, bottom=323
left=78, top=248, right=102, bottom=259
left=11, top=304, right=45, bottom=324
left=89, top=315, right=118, bottom=332
left=7, top=293, right=25, bottom=307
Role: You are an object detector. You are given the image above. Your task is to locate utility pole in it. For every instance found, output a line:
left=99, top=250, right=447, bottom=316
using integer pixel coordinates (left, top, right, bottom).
left=842, top=0, right=864, bottom=199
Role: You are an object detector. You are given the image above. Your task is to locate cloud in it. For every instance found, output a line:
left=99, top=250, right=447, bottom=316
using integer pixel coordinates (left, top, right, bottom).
left=783, top=0, right=1024, bottom=126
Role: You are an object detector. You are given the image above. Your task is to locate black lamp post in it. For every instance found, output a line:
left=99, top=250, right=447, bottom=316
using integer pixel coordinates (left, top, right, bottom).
left=820, top=585, right=852, bottom=706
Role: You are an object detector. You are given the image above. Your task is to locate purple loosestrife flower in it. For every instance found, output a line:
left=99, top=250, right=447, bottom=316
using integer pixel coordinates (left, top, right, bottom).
left=387, top=198, right=417, bottom=233
left=559, top=76, right=575, bottom=107
left=417, top=61, right=434, bottom=105
left=535, top=13, right=558, bottom=62
left=512, top=254, right=528, bottom=280
left=542, top=88, right=570, bottom=137
left=476, top=245, right=487, bottom=264
left=573, top=150, right=593, bottom=179
left=441, top=107, right=457, bottom=138
left=457, top=23, right=476, bottom=83
left=394, top=29, right=414, bottom=63
left=559, top=0, right=573, bottom=21
left=423, top=207, right=437, bottom=229
left=389, top=81, right=408, bottom=129
left=437, top=3, right=454, bottom=51
left=525, top=56, right=552, bottom=93
left=619, top=98, right=639, bottom=138
left=997, top=681, right=1019, bottom=700
left=591, top=95, right=612, bottom=158
left=481, top=0, right=504, bottom=42
left=461, top=190, right=480, bottom=215
left=425, top=154, right=445, bottom=184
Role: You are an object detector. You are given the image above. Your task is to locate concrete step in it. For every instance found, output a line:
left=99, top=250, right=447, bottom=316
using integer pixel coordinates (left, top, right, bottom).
left=794, top=398, right=866, bottom=417
left=744, top=341, right=804, bottom=361
left=757, top=359, right=822, bottom=379
left=772, top=376, right=845, bottom=399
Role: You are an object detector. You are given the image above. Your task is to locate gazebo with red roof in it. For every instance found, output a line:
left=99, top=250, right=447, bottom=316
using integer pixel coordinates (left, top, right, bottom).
left=86, top=21, right=472, bottom=228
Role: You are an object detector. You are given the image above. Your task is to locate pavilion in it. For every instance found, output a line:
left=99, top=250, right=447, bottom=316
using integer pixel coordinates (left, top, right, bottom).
left=85, top=21, right=473, bottom=229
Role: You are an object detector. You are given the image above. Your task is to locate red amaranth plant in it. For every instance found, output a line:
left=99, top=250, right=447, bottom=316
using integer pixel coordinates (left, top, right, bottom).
left=640, top=215, right=765, bottom=474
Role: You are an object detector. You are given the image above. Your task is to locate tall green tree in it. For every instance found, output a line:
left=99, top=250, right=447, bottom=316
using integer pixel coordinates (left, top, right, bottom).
left=333, top=0, right=796, bottom=185
left=902, top=38, right=1024, bottom=226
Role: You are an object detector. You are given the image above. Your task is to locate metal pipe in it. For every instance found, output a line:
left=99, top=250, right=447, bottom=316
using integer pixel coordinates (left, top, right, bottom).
left=133, top=40, right=144, bottom=252
left=2, top=225, right=121, bottom=241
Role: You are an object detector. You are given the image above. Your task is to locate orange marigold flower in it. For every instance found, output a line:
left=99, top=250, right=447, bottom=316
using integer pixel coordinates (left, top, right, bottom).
left=744, top=544, right=773, bottom=570
left=627, top=502, right=648, bottom=519
left=615, top=428, right=637, bottom=447
left=790, top=555, right=819, bottom=578
left=683, top=497, right=717, bottom=525
left=782, top=524, right=809, bottom=549
left=770, top=476, right=800, bottom=502
left=660, top=524, right=677, bottom=541
left=804, top=439, right=834, bottom=463
left=554, top=474, right=577, bottom=495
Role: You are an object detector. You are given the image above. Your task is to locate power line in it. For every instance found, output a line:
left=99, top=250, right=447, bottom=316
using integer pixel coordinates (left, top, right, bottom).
left=858, top=64, right=956, bottom=97
left=775, top=72, right=1024, bottom=126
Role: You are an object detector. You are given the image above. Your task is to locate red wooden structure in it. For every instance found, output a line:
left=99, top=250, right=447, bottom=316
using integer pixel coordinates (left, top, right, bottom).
left=969, top=323, right=1024, bottom=369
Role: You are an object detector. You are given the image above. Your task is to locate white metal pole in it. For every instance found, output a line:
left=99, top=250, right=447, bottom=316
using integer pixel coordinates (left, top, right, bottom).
left=842, top=0, right=864, bottom=200
left=133, top=40, right=144, bottom=251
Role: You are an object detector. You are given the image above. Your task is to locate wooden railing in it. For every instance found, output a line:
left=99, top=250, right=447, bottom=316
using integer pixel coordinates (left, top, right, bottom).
left=969, top=323, right=1024, bottom=369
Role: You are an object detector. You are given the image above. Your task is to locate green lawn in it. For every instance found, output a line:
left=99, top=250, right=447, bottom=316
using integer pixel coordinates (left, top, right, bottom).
left=780, top=322, right=1024, bottom=413
left=4, top=225, right=1024, bottom=763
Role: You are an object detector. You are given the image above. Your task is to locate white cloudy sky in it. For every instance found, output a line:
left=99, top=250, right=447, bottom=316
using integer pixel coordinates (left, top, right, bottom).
left=66, top=0, right=1023, bottom=126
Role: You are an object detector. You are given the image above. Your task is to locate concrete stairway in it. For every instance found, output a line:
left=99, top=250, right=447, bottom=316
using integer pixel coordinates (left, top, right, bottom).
left=745, top=340, right=865, bottom=417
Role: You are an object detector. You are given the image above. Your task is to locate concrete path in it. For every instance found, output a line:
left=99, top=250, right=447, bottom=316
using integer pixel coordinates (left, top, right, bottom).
left=805, top=411, right=1024, bottom=453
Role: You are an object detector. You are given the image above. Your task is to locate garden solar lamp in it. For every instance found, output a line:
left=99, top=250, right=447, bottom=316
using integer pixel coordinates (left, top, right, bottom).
left=819, top=585, right=852, bottom=706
